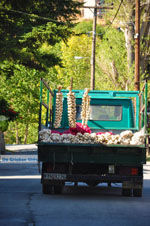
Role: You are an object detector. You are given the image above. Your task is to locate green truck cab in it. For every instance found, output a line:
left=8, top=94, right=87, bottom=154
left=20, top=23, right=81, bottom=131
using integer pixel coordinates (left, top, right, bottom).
left=38, top=79, right=148, bottom=197
left=55, top=90, right=136, bottom=130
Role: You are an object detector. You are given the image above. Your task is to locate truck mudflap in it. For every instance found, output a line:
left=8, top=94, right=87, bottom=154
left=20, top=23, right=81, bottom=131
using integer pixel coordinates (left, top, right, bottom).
left=43, top=172, right=143, bottom=183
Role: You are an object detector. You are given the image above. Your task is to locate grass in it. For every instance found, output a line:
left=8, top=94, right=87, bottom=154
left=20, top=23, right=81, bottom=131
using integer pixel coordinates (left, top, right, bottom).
left=147, top=156, right=150, bottom=161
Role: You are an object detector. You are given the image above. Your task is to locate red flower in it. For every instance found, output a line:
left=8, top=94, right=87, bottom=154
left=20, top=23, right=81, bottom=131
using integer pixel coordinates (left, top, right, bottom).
left=96, top=132, right=113, bottom=135
left=52, top=123, right=92, bottom=136
left=69, top=123, right=91, bottom=135
left=8, top=108, right=18, bottom=114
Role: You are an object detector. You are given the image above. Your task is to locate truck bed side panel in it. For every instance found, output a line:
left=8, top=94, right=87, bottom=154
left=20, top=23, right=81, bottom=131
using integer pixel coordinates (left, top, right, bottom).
left=38, top=143, right=146, bottom=165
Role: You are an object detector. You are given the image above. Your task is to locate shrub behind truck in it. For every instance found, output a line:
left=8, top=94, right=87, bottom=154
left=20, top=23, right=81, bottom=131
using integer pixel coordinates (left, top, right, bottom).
left=38, top=78, right=148, bottom=197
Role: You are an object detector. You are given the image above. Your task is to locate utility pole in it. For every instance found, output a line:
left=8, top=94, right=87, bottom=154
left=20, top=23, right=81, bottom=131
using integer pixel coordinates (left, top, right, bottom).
left=91, top=0, right=97, bottom=90
left=83, top=3, right=113, bottom=90
left=134, top=0, right=140, bottom=91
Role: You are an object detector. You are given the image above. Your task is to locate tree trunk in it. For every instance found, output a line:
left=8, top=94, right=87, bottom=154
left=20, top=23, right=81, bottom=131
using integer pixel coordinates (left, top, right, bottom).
left=124, top=0, right=150, bottom=75
left=16, top=122, right=19, bottom=144
left=124, top=3, right=135, bottom=72
left=0, top=131, right=5, bottom=154
left=140, top=0, right=150, bottom=74
left=24, top=124, right=29, bottom=144
left=125, top=24, right=135, bottom=71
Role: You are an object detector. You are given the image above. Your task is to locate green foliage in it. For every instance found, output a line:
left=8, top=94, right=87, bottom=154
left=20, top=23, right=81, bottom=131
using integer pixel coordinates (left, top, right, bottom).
left=74, top=20, right=105, bottom=38
left=0, top=97, right=18, bottom=132
left=56, top=22, right=128, bottom=91
left=2, top=0, right=149, bottom=144
left=55, top=21, right=106, bottom=89
left=0, top=0, right=82, bottom=144
left=0, top=98, right=19, bottom=121
left=0, top=117, right=9, bottom=132
left=1, top=66, right=41, bottom=124
left=103, top=0, right=150, bottom=86
left=95, top=28, right=129, bottom=90
left=0, top=0, right=82, bottom=74
left=57, top=34, right=92, bottom=89
left=5, top=122, right=38, bottom=144
left=0, top=64, right=58, bottom=143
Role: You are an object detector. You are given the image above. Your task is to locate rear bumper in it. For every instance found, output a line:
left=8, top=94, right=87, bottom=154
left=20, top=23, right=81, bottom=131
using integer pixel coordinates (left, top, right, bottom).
left=42, top=173, right=143, bottom=183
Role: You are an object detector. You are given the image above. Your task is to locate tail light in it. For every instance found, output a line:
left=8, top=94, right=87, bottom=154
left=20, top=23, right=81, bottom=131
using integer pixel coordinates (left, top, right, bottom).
left=119, top=166, right=139, bottom=176
left=131, top=168, right=138, bottom=175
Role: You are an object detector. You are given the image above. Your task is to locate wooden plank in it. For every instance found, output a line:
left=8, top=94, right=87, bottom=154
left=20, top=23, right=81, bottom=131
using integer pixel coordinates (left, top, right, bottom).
left=140, top=104, right=145, bottom=114
left=41, top=78, right=54, bottom=96
left=42, top=102, right=49, bottom=110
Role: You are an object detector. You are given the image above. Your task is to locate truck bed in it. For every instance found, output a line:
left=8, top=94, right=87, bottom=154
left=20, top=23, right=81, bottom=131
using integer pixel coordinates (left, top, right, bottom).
left=38, top=142, right=146, bottom=166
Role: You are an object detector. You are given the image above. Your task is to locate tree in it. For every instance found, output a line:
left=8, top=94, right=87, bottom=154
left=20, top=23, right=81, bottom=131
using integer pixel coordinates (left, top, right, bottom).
left=0, top=98, right=18, bottom=154
left=104, top=0, right=150, bottom=82
left=0, top=0, right=82, bottom=146
left=0, top=0, right=82, bottom=75
left=56, top=34, right=92, bottom=89
left=56, top=21, right=128, bottom=91
left=140, top=0, right=150, bottom=77
left=56, top=21, right=105, bottom=89
left=2, top=66, right=40, bottom=144
left=0, top=62, right=64, bottom=145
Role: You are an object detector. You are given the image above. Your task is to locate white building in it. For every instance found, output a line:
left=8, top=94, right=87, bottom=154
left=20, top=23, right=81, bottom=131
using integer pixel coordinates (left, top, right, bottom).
left=82, top=0, right=105, bottom=19
left=84, top=0, right=95, bottom=19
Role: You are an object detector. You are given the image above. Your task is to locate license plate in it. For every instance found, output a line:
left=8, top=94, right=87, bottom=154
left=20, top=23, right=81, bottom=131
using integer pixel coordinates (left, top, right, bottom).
left=43, top=173, right=66, bottom=180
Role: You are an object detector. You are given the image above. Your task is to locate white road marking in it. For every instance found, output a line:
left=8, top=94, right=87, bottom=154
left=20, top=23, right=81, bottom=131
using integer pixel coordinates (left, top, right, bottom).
left=0, top=175, right=41, bottom=179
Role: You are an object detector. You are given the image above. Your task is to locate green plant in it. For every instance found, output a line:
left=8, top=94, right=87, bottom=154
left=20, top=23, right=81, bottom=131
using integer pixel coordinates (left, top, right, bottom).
left=0, top=98, right=19, bottom=121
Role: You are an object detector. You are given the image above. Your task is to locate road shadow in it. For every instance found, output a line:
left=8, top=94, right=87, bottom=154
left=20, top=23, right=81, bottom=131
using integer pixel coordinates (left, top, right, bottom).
left=63, top=184, right=122, bottom=198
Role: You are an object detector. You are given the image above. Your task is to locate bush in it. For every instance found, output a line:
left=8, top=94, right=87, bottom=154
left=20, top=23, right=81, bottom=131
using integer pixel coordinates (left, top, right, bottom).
left=0, top=98, right=19, bottom=121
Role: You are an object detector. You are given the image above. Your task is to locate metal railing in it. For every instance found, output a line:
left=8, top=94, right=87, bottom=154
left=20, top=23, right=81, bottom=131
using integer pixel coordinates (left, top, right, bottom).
left=38, top=78, right=54, bottom=132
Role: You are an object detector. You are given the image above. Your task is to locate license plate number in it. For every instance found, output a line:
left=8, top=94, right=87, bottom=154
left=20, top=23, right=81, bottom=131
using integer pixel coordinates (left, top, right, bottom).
left=43, top=173, right=66, bottom=180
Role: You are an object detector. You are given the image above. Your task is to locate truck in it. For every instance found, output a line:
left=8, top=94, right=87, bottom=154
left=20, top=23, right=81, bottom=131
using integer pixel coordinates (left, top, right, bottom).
left=38, top=78, right=148, bottom=197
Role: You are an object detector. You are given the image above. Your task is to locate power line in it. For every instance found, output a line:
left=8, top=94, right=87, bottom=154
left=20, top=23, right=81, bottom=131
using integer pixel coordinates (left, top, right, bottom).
left=81, top=2, right=114, bottom=90
left=0, top=7, right=66, bottom=25
left=106, top=0, right=124, bottom=31
left=111, top=0, right=124, bottom=25
left=78, top=1, right=124, bottom=38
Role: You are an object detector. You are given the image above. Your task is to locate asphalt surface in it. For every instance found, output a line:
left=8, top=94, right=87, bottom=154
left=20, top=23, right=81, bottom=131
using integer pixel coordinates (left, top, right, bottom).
left=0, top=145, right=150, bottom=226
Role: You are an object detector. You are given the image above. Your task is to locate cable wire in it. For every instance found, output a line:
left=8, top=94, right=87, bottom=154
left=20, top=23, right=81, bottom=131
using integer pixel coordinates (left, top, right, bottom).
left=105, top=0, right=124, bottom=31
left=76, top=1, right=124, bottom=38
left=0, top=7, right=66, bottom=25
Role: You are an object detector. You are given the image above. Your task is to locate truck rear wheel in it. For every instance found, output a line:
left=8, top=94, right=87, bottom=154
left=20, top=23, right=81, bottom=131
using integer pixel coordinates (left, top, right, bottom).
left=133, top=188, right=142, bottom=197
left=42, top=183, right=53, bottom=194
left=54, top=185, right=64, bottom=194
left=122, top=188, right=132, bottom=197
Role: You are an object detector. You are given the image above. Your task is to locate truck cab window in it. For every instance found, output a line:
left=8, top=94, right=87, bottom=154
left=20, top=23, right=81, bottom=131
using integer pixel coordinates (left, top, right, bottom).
left=76, top=105, right=122, bottom=121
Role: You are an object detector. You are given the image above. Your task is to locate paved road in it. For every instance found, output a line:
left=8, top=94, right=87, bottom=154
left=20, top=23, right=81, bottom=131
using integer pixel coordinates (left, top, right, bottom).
left=0, top=163, right=150, bottom=226
left=0, top=146, right=150, bottom=226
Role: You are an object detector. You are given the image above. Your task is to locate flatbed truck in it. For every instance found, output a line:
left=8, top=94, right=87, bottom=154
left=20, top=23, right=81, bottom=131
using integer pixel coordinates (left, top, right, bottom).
left=38, top=78, right=148, bottom=197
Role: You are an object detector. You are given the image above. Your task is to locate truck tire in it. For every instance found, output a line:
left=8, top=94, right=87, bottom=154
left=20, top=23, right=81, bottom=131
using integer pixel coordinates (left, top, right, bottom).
left=42, top=183, right=53, bottom=194
left=122, top=188, right=132, bottom=197
left=54, top=185, right=63, bottom=194
left=133, top=188, right=142, bottom=197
